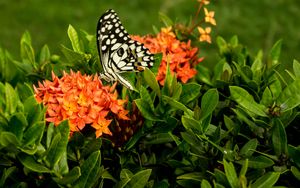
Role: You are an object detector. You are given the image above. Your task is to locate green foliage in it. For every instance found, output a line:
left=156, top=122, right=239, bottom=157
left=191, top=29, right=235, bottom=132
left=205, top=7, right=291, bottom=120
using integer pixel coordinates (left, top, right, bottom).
left=1, top=26, right=300, bottom=187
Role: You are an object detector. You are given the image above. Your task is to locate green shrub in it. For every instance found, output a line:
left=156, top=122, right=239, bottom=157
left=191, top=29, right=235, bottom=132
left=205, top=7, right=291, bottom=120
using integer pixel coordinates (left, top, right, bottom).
left=1, top=12, right=300, bottom=188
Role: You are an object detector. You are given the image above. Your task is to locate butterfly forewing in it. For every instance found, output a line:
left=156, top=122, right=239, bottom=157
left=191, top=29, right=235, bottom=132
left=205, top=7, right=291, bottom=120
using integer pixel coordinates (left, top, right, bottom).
left=96, top=9, right=154, bottom=89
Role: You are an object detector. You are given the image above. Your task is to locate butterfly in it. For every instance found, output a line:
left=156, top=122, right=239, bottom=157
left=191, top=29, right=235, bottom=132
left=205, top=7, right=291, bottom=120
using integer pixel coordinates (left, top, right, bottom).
left=96, top=9, right=154, bottom=90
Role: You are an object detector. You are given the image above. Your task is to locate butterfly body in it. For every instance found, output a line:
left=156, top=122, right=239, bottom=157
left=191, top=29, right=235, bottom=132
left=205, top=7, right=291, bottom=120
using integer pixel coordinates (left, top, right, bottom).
left=97, top=9, right=154, bottom=90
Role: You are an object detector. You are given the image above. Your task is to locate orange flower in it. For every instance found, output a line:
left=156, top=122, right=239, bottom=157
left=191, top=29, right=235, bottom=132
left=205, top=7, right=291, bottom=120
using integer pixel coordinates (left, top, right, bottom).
left=197, top=27, right=211, bottom=43
left=132, top=27, right=203, bottom=85
left=34, top=71, right=129, bottom=138
left=204, top=8, right=216, bottom=26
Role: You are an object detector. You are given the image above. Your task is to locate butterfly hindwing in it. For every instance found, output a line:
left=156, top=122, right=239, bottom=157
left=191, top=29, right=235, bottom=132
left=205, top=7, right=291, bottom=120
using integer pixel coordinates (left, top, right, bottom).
left=96, top=9, right=154, bottom=90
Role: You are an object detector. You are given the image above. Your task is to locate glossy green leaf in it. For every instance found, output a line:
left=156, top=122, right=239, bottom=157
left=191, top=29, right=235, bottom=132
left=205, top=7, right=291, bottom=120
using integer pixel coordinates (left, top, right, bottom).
left=68, top=25, right=81, bottom=53
left=293, top=59, right=300, bottom=78
left=46, top=121, right=69, bottom=168
left=20, top=31, right=35, bottom=65
left=38, top=44, right=50, bottom=64
left=269, top=75, right=282, bottom=100
left=272, top=119, right=287, bottom=156
left=18, top=153, right=52, bottom=173
left=23, top=96, right=43, bottom=125
left=251, top=172, right=280, bottom=188
left=230, top=86, right=267, bottom=117
left=23, top=121, right=45, bottom=147
left=291, top=166, right=300, bottom=181
left=237, top=156, right=274, bottom=169
left=240, top=139, right=258, bottom=157
left=162, top=95, right=193, bottom=116
left=134, top=99, right=161, bottom=121
left=180, top=83, right=201, bottom=104
left=182, top=115, right=201, bottom=132
left=0, top=131, right=20, bottom=147
left=53, top=167, right=81, bottom=185
left=60, top=45, right=85, bottom=63
left=201, top=89, right=219, bottom=121
left=5, top=83, right=18, bottom=115
left=9, top=113, right=27, bottom=140
left=140, top=86, right=155, bottom=111
left=177, top=172, right=203, bottom=182
left=277, top=78, right=300, bottom=112
left=73, top=150, right=101, bottom=188
left=268, top=39, right=282, bottom=67
left=288, top=145, right=300, bottom=168
left=124, top=169, right=152, bottom=188
left=223, top=160, right=239, bottom=188
left=144, top=133, right=175, bottom=145
left=143, top=68, right=161, bottom=97
left=261, top=87, right=273, bottom=106
left=201, top=179, right=212, bottom=188
left=251, top=50, right=264, bottom=82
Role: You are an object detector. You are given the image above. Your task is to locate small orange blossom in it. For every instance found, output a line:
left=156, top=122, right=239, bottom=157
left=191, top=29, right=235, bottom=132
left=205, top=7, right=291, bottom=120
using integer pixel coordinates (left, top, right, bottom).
left=34, top=71, right=129, bottom=138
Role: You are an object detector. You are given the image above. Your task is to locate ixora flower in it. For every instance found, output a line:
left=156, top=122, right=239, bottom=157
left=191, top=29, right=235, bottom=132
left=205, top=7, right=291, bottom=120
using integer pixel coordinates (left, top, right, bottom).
left=132, top=27, right=203, bottom=85
left=34, top=71, right=129, bottom=138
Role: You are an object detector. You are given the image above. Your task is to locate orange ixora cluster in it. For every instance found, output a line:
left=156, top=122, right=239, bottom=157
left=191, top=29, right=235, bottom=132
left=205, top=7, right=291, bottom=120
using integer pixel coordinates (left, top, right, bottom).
left=132, top=27, right=203, bottom=85
left=34, top=71, right=129, bottom=138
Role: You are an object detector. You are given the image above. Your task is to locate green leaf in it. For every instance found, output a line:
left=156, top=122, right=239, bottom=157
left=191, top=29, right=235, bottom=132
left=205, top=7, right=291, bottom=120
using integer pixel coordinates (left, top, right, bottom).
left=143, top=68, right=161, bottom=97
left=125, top=169, right=152, bottom=188
left=162, top=95, right=193, bottom=116
left=269, top=75, right=282, bottom=100
left=46, top=120, right=69, bottom=168
left=272, top=119, right=287, bottom=156
left=68, top=25, right=81, bottom=53
left=38, top=44, right=51, bottom=64
left=288, top=145, right=300, bottom=168
left=144, top=133, right=175, bottom=145
left=201, top=179, right=212, bottom=188
left=177, top=172, right=203, bottom=182
left=23, top=121, right=45, bottom=147
left=134, top=99, right=161, bottom=121
left=268, top=39, right=282, bottom=67
left=60, top=45, right=85, bottom=63
left=236, top=156, right=274, bottom=169
left=0, top=167, right=16, bottom=187
left=23, top=96, right=43, bottom=125
left=291, top=166, right=300, bottom=181
left=53, top=167, right=81, bottom=185
left=201, top=89, right=219, bottom=121
left=230, top=86, right=267, bottom=117
left=0, top=131, right=20, bottom=147
left=140, top=86, right=155, bottom=111
left=5, top=83, right=19, bottom=115
left=158, top=12, right=173, bottom=27
left=261, top=87, right=273, bottom=106
left=251, top=172, right=280, bottom=188
left=251, top=50, right=264, bottom=82
left=293, top=59, right=300, bottom=78
left=9, top=113, right=27, bottom=140
left=223, top=159, right=239, bottom=188
left=180, top=83, right=201, bottom=104
left=73, top=150, right=101, bottom=188
left=18, top=153, right=52, bottom=173
left=240, top=139, right=258, bottom=157
left=20, top=31, right=35, bottom=65
left=182, top=115, right=201, bottom=132
left=277, top=78, right=300, bottom=112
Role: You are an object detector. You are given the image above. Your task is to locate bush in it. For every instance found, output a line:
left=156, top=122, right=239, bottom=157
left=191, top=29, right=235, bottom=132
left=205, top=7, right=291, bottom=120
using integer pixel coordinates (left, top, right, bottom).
left=1, top=3, right=300, bottom=188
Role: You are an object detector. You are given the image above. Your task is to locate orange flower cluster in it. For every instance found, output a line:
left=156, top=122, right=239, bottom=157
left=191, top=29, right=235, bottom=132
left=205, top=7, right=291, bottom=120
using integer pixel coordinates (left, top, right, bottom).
left=34, top=71, right=129, bottom=138
left=132, top=27, right=203, bottom=85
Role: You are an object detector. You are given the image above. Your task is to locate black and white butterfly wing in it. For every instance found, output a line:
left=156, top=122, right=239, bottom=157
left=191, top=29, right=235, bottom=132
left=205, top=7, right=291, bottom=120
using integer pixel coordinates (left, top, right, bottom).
left=96, top=9, right=154, bottom=90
